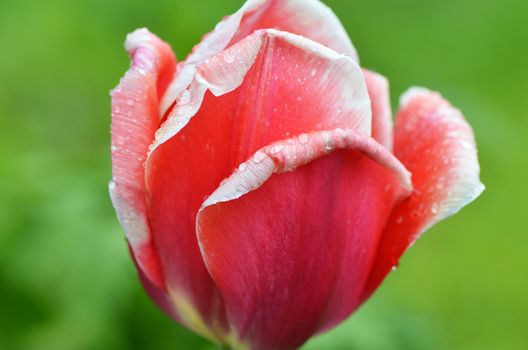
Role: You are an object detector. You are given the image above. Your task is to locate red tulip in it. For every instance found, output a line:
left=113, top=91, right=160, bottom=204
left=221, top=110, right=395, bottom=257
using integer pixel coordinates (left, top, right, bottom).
left=109, top=0, right=484, bottom=349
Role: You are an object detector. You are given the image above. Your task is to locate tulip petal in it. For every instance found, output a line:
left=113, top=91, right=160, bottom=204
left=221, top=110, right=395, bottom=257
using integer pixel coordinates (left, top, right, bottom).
left=196, top=130, right=411, bottom=350
left=160, top=0, right=357, bottom=114
left=361, top=88, right=484, bottom=302
left=109, top=28, right=176, bottom=289
left=132, top=249, right=180, bottom=323
left=144, top=29, right=370, bottom=340
left=363, top=69, right=393, bottom=150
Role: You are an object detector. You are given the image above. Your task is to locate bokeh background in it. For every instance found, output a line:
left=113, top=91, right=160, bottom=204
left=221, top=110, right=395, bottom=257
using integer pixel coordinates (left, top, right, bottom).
left=1, top=0, right=527, bottom=349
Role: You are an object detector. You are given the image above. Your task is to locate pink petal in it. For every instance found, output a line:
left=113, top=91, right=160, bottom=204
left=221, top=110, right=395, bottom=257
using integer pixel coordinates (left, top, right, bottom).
left=144, top=30, right=370, bottom=338
left=196, top=130, right=411, bottom=350
left=109, top=28, right=176, bottom=289
left=363, top=69, right=393, bottom=150
left=361, top=87, right=484, bottom=302
left=160, top=0, right=357, bottom=114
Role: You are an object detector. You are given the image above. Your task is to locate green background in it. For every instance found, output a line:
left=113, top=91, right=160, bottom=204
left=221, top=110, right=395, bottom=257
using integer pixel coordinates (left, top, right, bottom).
left=1, top=0, right=526, bottom=349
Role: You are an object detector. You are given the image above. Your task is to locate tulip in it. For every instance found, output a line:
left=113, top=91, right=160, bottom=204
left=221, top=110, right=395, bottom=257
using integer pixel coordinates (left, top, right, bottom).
left=109, top=0, right=484, bottom=349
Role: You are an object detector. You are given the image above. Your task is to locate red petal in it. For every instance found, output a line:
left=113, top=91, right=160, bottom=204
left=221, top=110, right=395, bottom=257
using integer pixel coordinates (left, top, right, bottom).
left=160, top=0, right=357, bottom=114
left=145, top=30, right=370, bottom=338
left=363, top=69, right=393, bottom=150
left=361, top=88, right=484, bottom=302
left=110, top=28, right=176, bottom=289
left=196, top=130, right=411, bottom=350
left=131, top=246, right=180, bottom=323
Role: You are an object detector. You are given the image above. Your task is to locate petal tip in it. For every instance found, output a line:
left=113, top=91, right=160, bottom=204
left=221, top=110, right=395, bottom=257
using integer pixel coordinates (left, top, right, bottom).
left=125, top=27, right=154, bottom=52
left=399, top=86, right=434, bottom=107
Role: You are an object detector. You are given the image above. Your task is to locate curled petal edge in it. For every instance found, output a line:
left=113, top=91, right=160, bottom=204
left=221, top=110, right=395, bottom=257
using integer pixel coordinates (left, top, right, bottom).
left=160, top=0, right=358, bottom=114
left=195, top=129, right=412, bottom=348
left=196, top=128, right=412, bottom=274
left=148, top=29, right=369, bottom=163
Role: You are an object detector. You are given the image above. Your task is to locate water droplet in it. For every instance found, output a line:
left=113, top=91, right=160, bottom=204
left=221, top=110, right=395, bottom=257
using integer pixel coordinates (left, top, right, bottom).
left=431, top=203, right=439, bottom=214
left=391, top=265, right=398, bottom=271
left=238, top=163, right=247, bottom=172
left=223, top=52, right=235, bottom=63
left=126, top=99, right=134, bottom=106
left=460, top=140, right=472, bottom=149
left=111, top=145, right=118, bottom=152
left=178, top=90, right=191, bottom=105
left=396, top=216, right=404, bottom=224
left=299, top=134, right=309, bottom=144
left=137, top=68, right=147, bottom=76
left=311, top=69, right=317, bottom=77
left=253, top=151, right=266, bottom=163
left=270, top=145, right=283, bottom=154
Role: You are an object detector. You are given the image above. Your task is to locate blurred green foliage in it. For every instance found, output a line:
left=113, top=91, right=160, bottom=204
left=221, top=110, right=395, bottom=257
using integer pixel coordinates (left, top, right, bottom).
left=0, top=0, right=527, bottom=349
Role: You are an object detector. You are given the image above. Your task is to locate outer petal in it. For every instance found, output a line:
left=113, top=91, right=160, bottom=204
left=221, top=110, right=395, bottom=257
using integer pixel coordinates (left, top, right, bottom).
left=160, top=0, right=357, bottom=114
left=109, top=28, right=176, bottom=289
left=144, top=30, right=370, bottom=341
left=196, top=130, right=412, bottom=350
left=363, top=69, right=393, bottom=150
left=361, top=88, right=484, bottom=302
left=132, top=248, right=180, bottom=323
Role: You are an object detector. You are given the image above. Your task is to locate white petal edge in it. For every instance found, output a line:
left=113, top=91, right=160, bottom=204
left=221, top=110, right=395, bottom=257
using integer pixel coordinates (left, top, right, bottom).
left=147, top=29, right=369, bottom=161
left=195, top=129, right=412, bottom=270
left=159, top=0, right=358, bottom=115
left=399, top=86, right=485, bottom=237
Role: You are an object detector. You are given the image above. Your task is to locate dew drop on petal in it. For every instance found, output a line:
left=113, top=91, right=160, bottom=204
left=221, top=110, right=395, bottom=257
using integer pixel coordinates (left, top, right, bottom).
left=299, top=133, right=309, bottom=144
left=460, top=140, right=473, bottom=149
left=223, top=52, right=235, bottom=63
left=178, top=90, right=191, bottom=105
left=126, top=99, right=134, bottom=106
left=253, top=150, right=266, bottom=163
left=431, top=203, right=439, bottom=214
left=270, top=144, right=283, bottom=154
left=238, top=162, right=247, bottom=172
